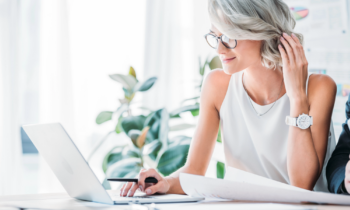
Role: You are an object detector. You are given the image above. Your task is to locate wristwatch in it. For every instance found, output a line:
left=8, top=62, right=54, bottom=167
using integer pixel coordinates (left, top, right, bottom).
left=285, top=113, right=313, bottom=129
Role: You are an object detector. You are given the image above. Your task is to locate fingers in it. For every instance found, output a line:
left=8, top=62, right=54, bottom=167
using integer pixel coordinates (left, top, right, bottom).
left=144, top=184, right=162, bottom=195
left=278, top=44, right=288, bottom=66
left=120, top=182, right=133, bottom=197
left=280, top=33, right=295, bottom=64
left=290, top=33, right=307, bottom=66
left=126, top=182, right=139, bottom=197
left=138, top=168, right=162, bottom=192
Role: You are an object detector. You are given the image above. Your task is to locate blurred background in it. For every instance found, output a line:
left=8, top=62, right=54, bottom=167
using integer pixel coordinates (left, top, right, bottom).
left=1, top=0, right=350, bottom=196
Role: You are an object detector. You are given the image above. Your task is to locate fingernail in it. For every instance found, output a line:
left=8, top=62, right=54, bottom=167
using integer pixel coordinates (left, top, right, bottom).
left=145, top=189, right=151, bottom=194
left=291, top=33, right=296, bottom=37
left=139, top=185, right=143, bottom=192
left=278, top=44, right=282, bottom=48
left=283, top=32, right=288, bottom=36
left=280, top=36, right=285, bottom=41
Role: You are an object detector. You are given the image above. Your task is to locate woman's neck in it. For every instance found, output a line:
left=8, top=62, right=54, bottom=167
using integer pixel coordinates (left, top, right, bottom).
left=243, top=62, right=286, bottom=106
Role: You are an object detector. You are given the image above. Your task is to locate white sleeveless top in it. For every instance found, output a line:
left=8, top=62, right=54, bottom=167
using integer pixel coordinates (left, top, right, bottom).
left=219, top=70, right=336, bottom=192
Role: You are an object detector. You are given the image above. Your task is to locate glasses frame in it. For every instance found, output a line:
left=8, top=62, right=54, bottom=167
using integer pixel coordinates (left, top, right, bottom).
left=204, top=33, right=237, bottom=49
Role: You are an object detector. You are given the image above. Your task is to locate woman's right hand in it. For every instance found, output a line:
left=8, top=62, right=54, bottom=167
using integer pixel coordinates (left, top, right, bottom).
left=120, top=168, right=170, bottom=197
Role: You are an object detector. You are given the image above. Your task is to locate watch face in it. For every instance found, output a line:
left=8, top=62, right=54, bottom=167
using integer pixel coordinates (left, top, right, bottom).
left=297, top=114, right=310, bottom=129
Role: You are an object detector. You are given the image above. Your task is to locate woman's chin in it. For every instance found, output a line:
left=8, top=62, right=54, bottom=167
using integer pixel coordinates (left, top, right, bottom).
left=223, top=65, right=244, bottom=75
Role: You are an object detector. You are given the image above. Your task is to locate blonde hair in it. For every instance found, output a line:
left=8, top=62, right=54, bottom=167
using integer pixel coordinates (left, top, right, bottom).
left=208, top=0, right=303, bottom=70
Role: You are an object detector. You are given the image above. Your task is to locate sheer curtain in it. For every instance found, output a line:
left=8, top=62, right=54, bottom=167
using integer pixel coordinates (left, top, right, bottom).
left=35, top=0, right=147, bottom=193
left=0, top=0, right=22, bottom=195
left=142, top=0, right=221, bottom=177
left=0, top=0, right=217, bottom=195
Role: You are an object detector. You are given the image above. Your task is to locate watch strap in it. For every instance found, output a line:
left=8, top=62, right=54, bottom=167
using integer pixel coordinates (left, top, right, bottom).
left=285, top=116, right=297, bottom=126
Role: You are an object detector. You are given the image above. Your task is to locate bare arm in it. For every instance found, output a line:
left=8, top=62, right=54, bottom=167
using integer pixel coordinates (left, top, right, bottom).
left=280, top=33, right=336, bottom=190
left=287, top=75, right=336, bottom=190
left=122, top=70, right=229, bottom=196
left=165, top=71, right=225, bottom=194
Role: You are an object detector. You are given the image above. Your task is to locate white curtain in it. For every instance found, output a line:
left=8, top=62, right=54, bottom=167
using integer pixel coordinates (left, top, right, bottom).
left=0, top=0, right=23, bottom=195
left=35, top=0, right=147, bottom=193
left=0, top=0, right=217, bottom=195
left=35, top=0, right=74, bottom=193
left=142, top=0, right=220, bottom=177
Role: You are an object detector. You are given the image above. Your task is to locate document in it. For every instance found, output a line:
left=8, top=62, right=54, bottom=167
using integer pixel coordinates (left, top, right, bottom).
left=179, top=167, right=350, bottom=205
left=224, top=167, right=306, bottom=192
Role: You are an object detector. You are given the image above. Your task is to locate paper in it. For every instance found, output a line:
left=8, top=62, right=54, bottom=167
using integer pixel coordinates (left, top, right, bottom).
left=163, top=203, right=311, bottom=210
left=179, top=172, right=350, bottom=205
left=224, top=167, right=306, bottom=192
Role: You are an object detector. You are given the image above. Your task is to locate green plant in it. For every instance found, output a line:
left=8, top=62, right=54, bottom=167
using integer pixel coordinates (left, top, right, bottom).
left=91, top=55, right=225, bottom=187
left=103, top=107, right=193, bottom=179
left=89, top=66, right=198, bottom=188
left=87, top=66, right=157, bottom=162
left=216, top=161, right=225, bottom=179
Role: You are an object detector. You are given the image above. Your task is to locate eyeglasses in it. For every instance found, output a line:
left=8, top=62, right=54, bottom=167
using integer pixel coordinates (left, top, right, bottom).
left=204, top=33, right=237, bottom=49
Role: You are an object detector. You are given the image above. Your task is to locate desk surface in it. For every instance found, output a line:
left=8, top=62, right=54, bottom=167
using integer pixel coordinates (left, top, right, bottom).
left=0, top=192, right=349, bottom=210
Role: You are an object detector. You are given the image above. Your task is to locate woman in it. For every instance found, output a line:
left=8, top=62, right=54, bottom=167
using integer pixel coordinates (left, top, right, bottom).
left=121, top=0, right=337, bottom=197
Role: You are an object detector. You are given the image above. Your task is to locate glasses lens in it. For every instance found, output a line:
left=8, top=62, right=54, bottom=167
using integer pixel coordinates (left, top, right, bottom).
left=222, top=35, right=237, bottom=48
left=206, top=34, right=217, bottom=49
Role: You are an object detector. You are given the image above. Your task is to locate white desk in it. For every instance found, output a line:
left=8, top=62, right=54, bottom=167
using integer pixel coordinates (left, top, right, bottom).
left=0, top=192, right=349, bottom=210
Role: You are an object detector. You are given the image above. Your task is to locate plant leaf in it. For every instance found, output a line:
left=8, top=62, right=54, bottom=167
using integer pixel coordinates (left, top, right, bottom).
left=136, top=126, right=150, bottom=148
left=96, top=111, right=113, bottom=124
left=106, top=158, right=141, bottom=178
left=191, top=108, right=199, bottom=116
left=169, top=135, right=191, bottom=147
left=128, top=129, right=141, bottom=147
left=143, top=140, right=162, bottom=156
left=159, top=108, right=169, bottom=150
left=102, top=178, right=111, bottom=190
left=129, top=66, right=136, bottom=79
left=216, top=161, right=225, bottom=179
left=102, top=146, right=124, bottom=173
left=109, top=74, right=137, bottom=90
left=144, top=109, right=163, bottom=139
left=169, top=104, right=200, bottom=118
left=115, top=115, right=123, bottom=134
left=209, top=55, right=223, bottom=70
left=121, top=115, right=146, bottom=135
left=157, top=144, right=190, bottom=176
left=134, top=77, right=157, bottom=92
left=122, top=146, right=140, bottom=158
left=217, top=123, right=222, bottom=143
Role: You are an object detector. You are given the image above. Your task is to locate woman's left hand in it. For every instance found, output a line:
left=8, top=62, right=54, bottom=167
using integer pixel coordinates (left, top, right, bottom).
left=278, top=32, right=308, bottom=103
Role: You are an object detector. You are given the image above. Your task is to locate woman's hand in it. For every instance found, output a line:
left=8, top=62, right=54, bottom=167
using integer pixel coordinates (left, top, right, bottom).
left=278, top=32, right=308, bottom=103
left=120, top=168, right=170, bottom=197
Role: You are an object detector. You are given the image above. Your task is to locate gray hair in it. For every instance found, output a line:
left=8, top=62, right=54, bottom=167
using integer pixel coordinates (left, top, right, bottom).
left=208, top=0, right=303, bottom=70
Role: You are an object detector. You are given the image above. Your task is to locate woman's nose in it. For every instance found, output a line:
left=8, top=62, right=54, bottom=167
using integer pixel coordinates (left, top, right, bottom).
left=216, top=39, right=227, bottom=55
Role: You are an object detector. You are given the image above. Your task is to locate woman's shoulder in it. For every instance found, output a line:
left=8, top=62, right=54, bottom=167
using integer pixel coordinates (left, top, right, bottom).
left=202, top=68, right=232, bottom=112
left=308, top=73, right=337, bottom=103
left=204, top=68, right=232, bottom=85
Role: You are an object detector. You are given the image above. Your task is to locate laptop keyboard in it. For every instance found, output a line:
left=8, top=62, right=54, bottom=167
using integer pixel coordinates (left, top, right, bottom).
left=110, top=194, right=152, bottom=200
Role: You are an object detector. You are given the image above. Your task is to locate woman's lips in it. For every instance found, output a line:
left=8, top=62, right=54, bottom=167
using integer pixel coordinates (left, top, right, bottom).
left=222, top=57, right=236, bottom=64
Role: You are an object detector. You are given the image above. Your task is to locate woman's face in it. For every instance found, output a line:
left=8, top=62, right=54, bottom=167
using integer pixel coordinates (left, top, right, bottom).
left=210, top=25, right=263, bottom=75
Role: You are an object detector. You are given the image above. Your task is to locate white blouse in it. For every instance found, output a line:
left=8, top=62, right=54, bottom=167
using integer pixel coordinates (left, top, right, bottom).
left=219, top=70, right=336, bottom=192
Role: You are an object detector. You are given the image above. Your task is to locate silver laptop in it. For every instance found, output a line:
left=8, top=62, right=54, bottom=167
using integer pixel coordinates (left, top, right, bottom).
left=22, top=122, right=204, bottom=205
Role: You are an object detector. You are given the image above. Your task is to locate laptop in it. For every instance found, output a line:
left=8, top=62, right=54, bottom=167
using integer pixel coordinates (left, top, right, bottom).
left=22, top=122, right=204, bottom=205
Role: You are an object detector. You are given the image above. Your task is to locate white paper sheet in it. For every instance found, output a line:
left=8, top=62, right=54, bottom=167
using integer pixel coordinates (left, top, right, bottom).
left=224, top=167, right=307, bottom=192
left=179, top=173, right=350, bottom=205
